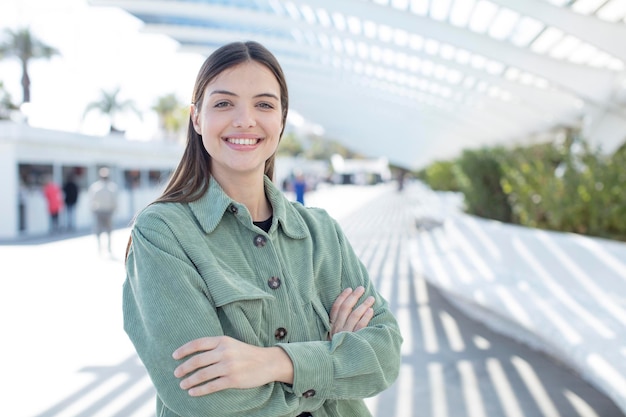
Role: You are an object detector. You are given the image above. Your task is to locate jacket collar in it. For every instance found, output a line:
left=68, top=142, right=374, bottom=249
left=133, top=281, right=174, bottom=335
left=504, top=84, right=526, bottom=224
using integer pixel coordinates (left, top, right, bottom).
left=188, top=175, right=308, bottom=239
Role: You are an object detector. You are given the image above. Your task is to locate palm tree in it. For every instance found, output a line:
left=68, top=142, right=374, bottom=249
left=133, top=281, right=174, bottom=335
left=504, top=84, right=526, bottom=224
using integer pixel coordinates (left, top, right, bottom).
left=277, top=132, right=305, bottom=156
left=0, top=81, right=20, bottom=119
left=0, top=27, right=60, bottom=103
left=83, top=87, right=142, bottom=134
left=152, top=93, right=187, bottom=141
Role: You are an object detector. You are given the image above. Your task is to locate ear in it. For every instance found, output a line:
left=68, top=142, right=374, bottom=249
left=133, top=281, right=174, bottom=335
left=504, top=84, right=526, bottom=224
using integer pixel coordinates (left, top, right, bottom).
left=191, top=104, right=201, bottom=135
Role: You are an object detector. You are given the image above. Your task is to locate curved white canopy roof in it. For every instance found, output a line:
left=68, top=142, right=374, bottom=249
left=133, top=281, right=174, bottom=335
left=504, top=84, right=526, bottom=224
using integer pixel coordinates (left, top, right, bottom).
left=90, top=0, right=626, bottom=168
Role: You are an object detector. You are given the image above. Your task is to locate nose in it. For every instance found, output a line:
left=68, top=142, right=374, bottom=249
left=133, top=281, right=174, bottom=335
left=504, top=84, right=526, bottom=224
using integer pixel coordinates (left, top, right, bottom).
left=233, top=106, right=256, bottom=128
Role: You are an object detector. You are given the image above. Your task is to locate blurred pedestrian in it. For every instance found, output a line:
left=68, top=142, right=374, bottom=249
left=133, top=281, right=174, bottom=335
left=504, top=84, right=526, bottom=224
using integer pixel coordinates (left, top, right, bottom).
left=89, top=167, right=118, bottom=253
left=123, top=41, right=401, bottom=417
left=42, top=175, right=63, bottom=234
left=293, top=169, right=307, bottom=205
left=62, top=174, right=79, bottom=231
left=18, top=180, right=27, bottom=232
left=397, top=170, right=406, bottom=192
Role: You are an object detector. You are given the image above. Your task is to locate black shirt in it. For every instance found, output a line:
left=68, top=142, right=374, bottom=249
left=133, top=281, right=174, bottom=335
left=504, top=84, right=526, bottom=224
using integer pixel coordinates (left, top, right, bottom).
left=253, top=216, right=273, bottom=233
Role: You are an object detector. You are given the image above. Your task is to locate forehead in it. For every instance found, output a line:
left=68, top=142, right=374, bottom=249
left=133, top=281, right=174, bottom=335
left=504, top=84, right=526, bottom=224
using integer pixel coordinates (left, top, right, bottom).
left=207, top=61, right=280, bottom=92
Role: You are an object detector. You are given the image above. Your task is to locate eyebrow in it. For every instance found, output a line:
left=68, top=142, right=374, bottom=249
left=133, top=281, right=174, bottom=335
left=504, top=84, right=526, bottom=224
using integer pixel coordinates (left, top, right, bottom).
left=209, top=90, right=279, bottom=100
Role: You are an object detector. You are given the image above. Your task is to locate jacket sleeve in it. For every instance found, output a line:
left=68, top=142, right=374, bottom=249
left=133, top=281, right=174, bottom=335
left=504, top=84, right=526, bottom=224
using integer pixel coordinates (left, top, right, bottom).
left=123, top=212, right=301, bottom=417
left=277, top=215, right=403, bottom=400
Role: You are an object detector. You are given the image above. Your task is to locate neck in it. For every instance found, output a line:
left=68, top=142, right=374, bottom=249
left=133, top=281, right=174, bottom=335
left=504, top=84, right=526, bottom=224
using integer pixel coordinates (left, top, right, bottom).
left=213, top=172, right=272, bottom=221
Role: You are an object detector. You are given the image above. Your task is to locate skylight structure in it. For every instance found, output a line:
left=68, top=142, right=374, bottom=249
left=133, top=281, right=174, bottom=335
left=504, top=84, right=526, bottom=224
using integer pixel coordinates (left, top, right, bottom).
left=89, top=0, right=626, bottom=168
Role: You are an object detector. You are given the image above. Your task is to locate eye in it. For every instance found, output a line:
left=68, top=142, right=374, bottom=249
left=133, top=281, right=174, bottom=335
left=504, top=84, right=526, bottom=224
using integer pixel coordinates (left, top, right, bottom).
left=214, top=101, right=232, bottom=108
left=257, top=102, right=275, bottom=110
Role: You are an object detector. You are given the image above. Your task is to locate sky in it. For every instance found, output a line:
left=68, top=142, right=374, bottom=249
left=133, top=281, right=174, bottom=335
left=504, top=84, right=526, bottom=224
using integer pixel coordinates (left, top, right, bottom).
left=0, top=0, right=206, bottom=139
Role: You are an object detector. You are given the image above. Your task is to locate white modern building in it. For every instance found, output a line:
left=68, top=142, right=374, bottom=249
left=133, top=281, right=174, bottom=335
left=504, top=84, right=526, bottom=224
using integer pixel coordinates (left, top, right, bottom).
left=0, top=120, right=183, bottom=240
left=90, top=0, right=626, bottom=169
left=330, top=154, right=392, bottom=185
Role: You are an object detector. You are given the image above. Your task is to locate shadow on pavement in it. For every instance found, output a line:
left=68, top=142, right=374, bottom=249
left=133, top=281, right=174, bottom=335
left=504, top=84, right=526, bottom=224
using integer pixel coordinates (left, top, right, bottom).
left=34, top=355, right=155, bottom=417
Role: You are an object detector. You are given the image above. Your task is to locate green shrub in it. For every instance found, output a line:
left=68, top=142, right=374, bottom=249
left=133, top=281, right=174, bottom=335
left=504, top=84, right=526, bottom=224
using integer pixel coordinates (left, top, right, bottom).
left=419, top=137, right=626, bottom=241
left=499, top=142, right=565, bottom=230
left=455, top=147, right=513, bottom=223
left=421, top=160, right=461, bottom=192
left=501, top=139, right=626, bottom=240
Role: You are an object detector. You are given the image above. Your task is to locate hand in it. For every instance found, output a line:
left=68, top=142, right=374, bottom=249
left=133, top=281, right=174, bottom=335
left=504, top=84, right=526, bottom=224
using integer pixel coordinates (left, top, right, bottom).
left=328, top=286, right=375, bottom=339
left=172, top=336, right=293, bottom=396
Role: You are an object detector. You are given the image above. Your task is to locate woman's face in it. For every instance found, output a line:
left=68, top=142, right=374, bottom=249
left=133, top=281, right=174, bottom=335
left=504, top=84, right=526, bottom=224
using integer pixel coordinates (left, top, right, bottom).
left=192, top=61, right=283, bottom=182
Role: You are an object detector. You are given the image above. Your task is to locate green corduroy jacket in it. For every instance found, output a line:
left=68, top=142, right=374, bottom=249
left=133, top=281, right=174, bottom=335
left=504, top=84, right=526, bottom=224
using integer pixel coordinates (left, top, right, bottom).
left=124, top=176, right=403, bottom=417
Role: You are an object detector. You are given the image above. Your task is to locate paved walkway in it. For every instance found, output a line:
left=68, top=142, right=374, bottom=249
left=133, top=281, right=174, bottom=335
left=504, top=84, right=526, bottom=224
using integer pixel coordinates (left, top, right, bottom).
left=404, top=181, right=626, bottom=414
left=2, top=182, right=624, bottom=416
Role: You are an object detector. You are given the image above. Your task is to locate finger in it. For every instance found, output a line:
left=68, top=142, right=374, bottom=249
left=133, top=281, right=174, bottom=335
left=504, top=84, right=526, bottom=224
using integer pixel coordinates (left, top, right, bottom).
left=343, top=296, right=375, bottom=330
left=179, top=361, right=220, bottom=389
left=189, top=381, right=217, bottom=397
left=188, top=374, right=234, bottom=396
left=173, top=337, right=219, bottom=360
left=353, top=307, right=375, bottom=332
left=334, top=286, right=366, bottom=327
left=174, top=351, right=218, bottom=378
left=188, top=381, right=219, bottom=397
left=329, top=288, right=353, bottom=324
left=345, top=286, right=366, bottom=306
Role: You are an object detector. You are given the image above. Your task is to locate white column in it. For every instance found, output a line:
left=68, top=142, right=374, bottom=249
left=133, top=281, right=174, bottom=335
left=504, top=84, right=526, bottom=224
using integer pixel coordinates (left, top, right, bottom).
left=0, top=142, right=18, bottom=239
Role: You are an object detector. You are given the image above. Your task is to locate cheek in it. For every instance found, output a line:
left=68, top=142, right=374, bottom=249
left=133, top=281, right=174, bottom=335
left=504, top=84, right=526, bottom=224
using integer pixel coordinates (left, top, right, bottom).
left=267, top=117, right=284, bottom=139
left=194, top=113, right=219, bottom=137
left=201, top=134, right=215, bottom=152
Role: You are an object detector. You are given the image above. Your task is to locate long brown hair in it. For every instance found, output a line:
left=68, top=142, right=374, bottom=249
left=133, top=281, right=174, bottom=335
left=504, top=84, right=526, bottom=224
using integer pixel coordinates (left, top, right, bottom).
left=125, top=41, right=289, bottom=260
left=157, top=40, right=289, bottom=204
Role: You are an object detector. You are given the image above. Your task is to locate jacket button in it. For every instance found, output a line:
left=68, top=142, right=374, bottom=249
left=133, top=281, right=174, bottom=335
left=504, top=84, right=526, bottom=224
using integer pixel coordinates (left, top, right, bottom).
left=253, top=234, right=267, bottom=247
left=302, top=389, right=316, bottom=398
left=268, top=276, right=281, bottom=290
left=275, top=327, right=287, bottom=340
left=229, top=204, right=238, bottom=214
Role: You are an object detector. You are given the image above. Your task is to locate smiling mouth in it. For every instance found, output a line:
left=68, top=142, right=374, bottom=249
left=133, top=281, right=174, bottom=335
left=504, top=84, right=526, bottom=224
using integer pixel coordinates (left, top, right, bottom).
left=225, top=137, right=261, bottom=145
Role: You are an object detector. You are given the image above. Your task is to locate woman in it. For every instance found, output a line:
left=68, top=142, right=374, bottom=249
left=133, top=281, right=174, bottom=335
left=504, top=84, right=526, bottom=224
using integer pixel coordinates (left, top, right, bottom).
left=42, top=175, right=63, bottom=233
left=124, top=41, right=402, bottom=417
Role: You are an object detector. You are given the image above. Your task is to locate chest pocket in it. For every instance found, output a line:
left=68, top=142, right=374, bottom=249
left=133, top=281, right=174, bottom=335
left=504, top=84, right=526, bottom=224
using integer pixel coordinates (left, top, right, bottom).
left=310, top=298, right=332, bottom=341
left=206, top=272, right=274, bottom=345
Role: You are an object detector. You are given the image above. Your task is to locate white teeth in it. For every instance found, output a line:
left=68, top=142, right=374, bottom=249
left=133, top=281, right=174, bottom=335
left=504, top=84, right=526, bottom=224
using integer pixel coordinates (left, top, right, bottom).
left=227, top=138, right=258, bottom=145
